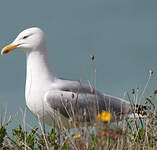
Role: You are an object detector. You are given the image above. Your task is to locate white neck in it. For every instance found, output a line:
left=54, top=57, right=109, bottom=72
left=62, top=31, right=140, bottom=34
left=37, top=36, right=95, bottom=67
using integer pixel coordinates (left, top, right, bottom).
left=25, top=47, right=57, bottom=114
left=25, top=47, right=57, bottom=94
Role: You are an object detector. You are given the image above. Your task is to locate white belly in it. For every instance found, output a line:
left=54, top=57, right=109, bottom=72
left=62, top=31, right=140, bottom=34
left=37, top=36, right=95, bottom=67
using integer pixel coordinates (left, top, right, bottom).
left=25, top=85, right=69, bottom=127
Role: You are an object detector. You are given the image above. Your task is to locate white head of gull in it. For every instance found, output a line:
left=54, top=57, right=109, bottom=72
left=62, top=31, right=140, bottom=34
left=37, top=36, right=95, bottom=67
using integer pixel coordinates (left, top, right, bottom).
left=1, top=27, right=133, bottom=128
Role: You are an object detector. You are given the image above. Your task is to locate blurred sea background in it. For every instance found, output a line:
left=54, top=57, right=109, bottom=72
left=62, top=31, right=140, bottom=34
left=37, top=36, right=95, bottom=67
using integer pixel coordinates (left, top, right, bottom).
left=0, top=0, right=157, bottom=131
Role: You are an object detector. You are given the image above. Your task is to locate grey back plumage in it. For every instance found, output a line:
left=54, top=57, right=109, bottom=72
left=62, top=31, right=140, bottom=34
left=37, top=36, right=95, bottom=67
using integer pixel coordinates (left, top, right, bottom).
left=45, top=79, right=131, bottom=122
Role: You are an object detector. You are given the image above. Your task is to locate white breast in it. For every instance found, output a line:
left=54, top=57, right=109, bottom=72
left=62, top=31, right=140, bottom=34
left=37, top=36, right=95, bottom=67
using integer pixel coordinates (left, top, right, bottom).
left=25, top=49, right=57, bottom=125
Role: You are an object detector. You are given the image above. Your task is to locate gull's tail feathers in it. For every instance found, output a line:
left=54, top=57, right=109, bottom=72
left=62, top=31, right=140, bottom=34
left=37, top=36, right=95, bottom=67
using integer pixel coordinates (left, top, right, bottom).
left=128, top=104, right=151, bottom=119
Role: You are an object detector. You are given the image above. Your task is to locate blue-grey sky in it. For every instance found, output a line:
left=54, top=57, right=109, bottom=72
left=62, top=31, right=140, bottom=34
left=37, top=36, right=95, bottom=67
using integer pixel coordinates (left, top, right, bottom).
left=0, top=0, right=157, bottom=128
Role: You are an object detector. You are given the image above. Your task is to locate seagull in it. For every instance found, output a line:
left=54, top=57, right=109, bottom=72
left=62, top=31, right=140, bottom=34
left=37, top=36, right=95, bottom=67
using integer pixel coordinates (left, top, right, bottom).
left=1, top=27, right=136, bottom=128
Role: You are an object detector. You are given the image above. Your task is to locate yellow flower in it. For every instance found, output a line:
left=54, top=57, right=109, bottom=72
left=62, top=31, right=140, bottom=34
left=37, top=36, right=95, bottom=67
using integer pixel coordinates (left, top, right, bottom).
left=73, top=134, right=81, bottom=139
left=97, top=111, right=111, bottom=122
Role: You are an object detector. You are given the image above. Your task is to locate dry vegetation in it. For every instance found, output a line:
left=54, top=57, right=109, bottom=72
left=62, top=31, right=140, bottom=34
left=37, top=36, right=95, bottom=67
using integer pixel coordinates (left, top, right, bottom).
left=0, top=59, right=157, bottom=149
left=1, top=83, right=157, bottom=149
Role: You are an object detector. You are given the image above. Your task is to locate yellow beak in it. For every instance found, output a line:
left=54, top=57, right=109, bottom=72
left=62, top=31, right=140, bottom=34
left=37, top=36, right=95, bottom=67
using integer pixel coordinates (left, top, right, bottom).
left=1, top=44, right=19, bottom=55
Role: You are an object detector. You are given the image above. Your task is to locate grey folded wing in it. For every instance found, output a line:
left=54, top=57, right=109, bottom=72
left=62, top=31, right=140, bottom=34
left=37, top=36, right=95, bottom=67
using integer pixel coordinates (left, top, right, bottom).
left=44, top=80, right=131, bottom=122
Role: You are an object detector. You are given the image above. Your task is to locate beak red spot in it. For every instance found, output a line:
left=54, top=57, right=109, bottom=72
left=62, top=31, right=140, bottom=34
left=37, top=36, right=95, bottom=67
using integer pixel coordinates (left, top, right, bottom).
left=4, top=50, right=9, bottom=54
